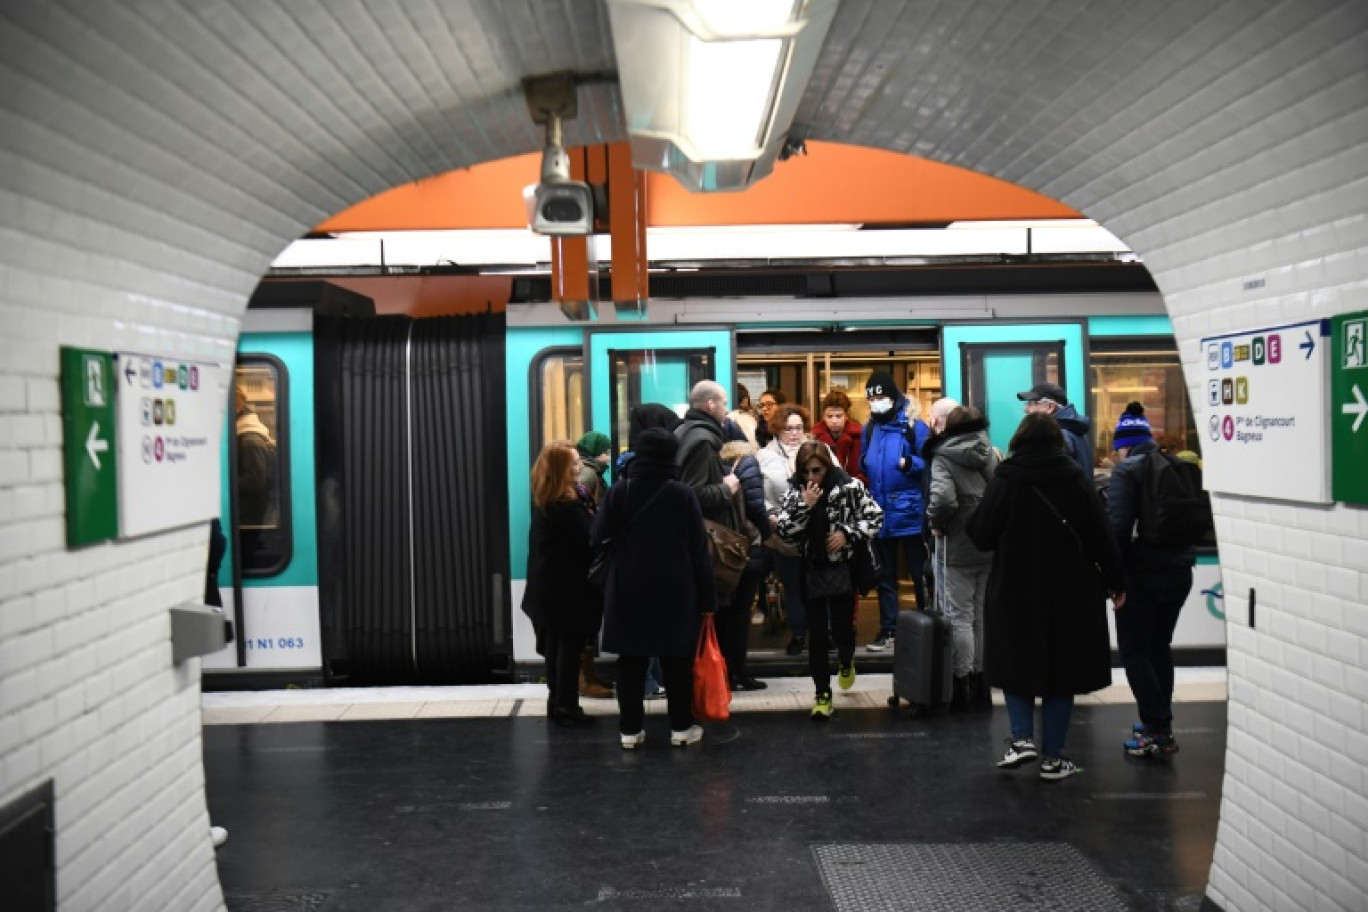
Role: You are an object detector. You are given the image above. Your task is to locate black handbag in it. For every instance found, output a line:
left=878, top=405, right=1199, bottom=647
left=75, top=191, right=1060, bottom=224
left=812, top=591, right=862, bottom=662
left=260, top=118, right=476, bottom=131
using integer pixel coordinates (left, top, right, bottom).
left=588, top=482, right=667, bottom=588
left=805, top=558, right=853, bottom=600
left=850, top=538, right=882, bottom=595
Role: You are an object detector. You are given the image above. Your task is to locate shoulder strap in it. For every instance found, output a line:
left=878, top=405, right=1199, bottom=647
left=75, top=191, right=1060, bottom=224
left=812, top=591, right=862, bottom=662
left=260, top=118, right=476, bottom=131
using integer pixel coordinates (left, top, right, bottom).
left=616, top=480, right=669, bottom=536
left=1028, top=484, right=1106, bottom=584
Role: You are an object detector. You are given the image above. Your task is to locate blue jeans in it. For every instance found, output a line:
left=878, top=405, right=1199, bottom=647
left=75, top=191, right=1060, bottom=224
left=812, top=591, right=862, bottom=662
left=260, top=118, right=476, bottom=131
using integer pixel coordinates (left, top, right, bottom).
left=874, top=535, right=928, bottom=634
left=1116, top=565, right=1193, bottom=733
left=1004, top=692, right=1075, bottom=758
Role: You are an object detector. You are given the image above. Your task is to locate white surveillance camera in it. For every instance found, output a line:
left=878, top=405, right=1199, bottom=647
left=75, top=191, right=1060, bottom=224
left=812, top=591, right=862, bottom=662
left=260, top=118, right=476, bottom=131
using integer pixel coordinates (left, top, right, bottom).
left=532, top=180, right=594, bottom=236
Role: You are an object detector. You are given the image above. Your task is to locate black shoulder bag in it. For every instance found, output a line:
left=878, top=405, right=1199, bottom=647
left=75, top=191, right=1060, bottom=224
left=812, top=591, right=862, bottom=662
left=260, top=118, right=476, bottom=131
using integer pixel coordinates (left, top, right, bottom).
left=587, top=481, right=668, bottom=588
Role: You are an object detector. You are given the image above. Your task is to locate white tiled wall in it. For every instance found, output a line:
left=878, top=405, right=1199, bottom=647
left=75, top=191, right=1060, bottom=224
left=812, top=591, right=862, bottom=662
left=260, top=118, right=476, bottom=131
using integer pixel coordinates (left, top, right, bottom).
left=0, top=1, right=1365, bottom=910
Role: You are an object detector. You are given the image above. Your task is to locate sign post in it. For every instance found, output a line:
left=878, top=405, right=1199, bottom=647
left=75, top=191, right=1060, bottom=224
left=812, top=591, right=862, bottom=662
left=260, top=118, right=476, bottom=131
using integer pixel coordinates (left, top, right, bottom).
left=1331, top=310, right=1368, bottom=505
left=60, top=347, right=119, bottom=547
left=1199, top=319, right=1332, bottom=503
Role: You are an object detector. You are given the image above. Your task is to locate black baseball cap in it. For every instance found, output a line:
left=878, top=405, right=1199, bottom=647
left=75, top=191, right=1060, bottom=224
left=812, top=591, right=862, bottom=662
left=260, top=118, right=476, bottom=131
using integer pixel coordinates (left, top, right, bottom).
left=1016, top=382, right=1068, bottom=406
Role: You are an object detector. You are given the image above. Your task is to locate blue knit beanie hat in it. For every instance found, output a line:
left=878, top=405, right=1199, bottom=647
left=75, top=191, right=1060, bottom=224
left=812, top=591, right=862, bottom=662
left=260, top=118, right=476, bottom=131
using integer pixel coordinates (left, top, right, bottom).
left=1113, top=402, right=1153, bottom=450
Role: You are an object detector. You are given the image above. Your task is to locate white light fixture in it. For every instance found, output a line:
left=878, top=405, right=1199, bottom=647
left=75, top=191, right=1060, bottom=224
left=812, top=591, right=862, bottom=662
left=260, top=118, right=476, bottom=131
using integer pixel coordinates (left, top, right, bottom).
left=605, top=0, right=838, bottom=192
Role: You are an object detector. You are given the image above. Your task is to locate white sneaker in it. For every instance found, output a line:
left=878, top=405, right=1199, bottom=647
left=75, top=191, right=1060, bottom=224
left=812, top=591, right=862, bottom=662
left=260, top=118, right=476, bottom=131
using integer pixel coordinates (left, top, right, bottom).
left=620, top=731, right=646, bottom=750
left=210, top=826, right=228, bottom=848
left=670, top=724, right=703, bottom=747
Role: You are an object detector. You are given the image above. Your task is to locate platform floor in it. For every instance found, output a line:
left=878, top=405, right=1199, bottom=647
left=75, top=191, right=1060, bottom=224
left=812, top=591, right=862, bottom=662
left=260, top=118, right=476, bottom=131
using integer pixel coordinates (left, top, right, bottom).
left=205, top=671, right=1226, bottom=911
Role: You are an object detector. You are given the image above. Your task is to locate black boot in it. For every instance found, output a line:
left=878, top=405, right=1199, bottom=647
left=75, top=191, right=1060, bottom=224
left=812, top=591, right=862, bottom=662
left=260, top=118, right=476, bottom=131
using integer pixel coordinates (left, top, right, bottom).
left=971, top=672, right=992, bottom=711
left=553, top=705, right=596, bottom=727
left=951, top=675, right=971, bottom=713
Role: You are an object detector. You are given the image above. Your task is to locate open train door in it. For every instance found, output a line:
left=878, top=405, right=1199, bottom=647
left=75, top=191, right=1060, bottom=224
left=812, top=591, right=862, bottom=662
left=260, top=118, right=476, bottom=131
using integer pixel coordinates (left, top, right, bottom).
left=942, top=322, right=1090, bottom=457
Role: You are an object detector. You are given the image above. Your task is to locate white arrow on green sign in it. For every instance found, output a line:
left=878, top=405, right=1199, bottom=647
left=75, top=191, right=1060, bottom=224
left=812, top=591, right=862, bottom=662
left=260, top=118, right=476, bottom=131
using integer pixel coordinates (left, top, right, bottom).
left=61, top=347, right=119, bottom=547
left=1331, top=310, right=1368, bottom=505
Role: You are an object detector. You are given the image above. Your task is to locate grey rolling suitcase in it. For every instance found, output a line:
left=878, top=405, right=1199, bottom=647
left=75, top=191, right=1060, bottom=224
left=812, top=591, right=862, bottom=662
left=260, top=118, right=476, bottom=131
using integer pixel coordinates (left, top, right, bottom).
left=887, top=542, right=953, bottom=717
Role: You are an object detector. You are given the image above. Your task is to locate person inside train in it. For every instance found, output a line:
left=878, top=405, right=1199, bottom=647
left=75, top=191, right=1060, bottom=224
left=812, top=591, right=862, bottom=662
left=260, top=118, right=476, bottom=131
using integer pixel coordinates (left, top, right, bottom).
left=719, top=437, right=774, bottom=692
left=967, top=413, right=1125, bottom=781
left=1017, top=381, right=1093, bottom=477
left=235, top=384, right=277, bottom=528
left=574, top=431, right=612, bottom=510
left=1106, top=403, right=1197, bottom=758
left=728, top=383, right=760, bottom=447
left=592, top=427, right=715, bottom=749
left=754, top=387, right=788, bottom=449
left=925, top=405, right=998, bottom=713
left=860, top=372, right=931, bottom=653
left=813, top=388, right=865, bottom=483
left=758, top=403, right=814, bottom=655
left=775, top=442, right=883, bottom=719
left=521, top=442, right=603, bottom=728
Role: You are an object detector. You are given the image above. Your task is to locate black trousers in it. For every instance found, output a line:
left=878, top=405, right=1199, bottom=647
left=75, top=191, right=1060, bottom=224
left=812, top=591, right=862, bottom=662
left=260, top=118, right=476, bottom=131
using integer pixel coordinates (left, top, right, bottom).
left=718, top=562, right=762, bottom=681
left=806, top=594, right=856, bottom=697
left=1116, top=565, right=1193, bottom=732
left=617, top=654, right=694, bottom=735
left=541, top=629, right=583, bottom=713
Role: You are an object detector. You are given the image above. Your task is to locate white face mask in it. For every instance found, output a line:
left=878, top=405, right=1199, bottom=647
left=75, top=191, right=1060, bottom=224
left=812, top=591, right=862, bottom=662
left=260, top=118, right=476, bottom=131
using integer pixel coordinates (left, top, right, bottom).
left=869, top=398, right=893, bottom=415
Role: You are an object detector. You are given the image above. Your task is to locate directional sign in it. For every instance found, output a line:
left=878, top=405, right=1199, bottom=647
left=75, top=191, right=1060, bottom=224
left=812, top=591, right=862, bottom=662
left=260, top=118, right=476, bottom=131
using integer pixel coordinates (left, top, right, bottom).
left=61, top=347, right=119, bottom=546
left=1331, top=310, right=1368, bottom=504
left=1199, top=319, right=1331, bottom=503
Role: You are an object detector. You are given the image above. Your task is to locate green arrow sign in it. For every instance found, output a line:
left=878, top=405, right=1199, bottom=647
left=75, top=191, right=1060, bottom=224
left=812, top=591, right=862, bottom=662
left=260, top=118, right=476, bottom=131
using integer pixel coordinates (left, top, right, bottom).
left=1331, top=310, right=1368, bottom=505
left=61, top=347, right=119, bottom=547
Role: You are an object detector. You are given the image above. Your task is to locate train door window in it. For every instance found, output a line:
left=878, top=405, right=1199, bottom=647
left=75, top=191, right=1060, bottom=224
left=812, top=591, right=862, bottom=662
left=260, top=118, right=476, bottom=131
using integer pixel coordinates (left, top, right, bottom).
left=961, top=342, right=1064, bottom=453
left=607, top=348, right=713, bottom=457
left=1090, top=342, right=1199, bottom=458
left=234, top=357, right=292, bottom=577
left=532, top=347, right=585, bottom=455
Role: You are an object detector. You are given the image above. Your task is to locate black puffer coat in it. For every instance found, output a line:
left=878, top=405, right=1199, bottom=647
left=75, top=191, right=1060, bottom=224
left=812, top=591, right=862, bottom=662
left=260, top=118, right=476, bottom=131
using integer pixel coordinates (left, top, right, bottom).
left=521, top=498, right=602, bottom=638
left=967, top=450, right=1124, bottom=696
left=592, top=451, right=715, bottom=658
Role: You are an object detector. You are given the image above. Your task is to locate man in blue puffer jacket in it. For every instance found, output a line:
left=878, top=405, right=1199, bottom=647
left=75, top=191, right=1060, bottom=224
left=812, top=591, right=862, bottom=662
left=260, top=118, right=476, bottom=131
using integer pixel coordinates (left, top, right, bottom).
left=860, top=372, right=931, bottom=651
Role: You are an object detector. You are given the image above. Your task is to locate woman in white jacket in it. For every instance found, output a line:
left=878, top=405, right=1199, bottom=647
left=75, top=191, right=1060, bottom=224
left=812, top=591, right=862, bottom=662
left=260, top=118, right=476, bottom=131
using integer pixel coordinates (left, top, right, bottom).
left=758, top=404, right=813, bottom=655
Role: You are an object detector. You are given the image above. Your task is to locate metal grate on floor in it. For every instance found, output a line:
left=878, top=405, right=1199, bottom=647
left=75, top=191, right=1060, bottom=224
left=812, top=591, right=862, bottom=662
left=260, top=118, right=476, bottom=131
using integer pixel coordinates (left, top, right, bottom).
left=813, top=843, right=1129, bottom=912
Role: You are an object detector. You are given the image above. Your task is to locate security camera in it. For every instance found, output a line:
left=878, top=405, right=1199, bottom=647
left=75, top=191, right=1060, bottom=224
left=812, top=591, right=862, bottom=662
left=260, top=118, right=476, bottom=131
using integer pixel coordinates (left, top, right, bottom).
left=529, top=141, right=593, bottom=236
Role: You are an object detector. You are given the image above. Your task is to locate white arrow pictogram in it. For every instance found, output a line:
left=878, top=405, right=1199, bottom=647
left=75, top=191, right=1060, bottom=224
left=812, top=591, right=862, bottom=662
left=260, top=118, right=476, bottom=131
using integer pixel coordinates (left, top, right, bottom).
left=86, top=421, right=109, bottom=469
left=1344, top=384, right=1367, bottom=433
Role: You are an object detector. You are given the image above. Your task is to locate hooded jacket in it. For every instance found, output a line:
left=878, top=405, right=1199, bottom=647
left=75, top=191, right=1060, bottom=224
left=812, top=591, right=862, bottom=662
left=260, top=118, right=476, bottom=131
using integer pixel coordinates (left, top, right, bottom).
left=926, top=416, right=998, bottom=567
left=674, top=407, right=732, bottom=526
left=720, top=440, right=772, bottom=544
left=1105, top=439, right=1197, bottom=572
left=813, top=417, right=865, bottom=482
left=1054, top=404, right=1095, bottom=477
left=860, top=395, right=930, bottom=538
left=967, top=448, right=1124, bottom=696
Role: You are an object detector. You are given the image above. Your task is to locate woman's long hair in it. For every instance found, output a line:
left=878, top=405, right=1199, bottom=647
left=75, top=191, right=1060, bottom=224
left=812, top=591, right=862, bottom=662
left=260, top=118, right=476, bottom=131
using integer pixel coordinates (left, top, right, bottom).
left=1009, top=411, right=1065, bottom=455
left=531, top=443, right=578, bottom=510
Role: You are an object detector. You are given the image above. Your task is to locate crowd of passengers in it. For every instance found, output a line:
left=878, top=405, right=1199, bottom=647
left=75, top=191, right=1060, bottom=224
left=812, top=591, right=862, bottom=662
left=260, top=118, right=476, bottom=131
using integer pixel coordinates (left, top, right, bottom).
left=521, top=374, right=1197, bottom=780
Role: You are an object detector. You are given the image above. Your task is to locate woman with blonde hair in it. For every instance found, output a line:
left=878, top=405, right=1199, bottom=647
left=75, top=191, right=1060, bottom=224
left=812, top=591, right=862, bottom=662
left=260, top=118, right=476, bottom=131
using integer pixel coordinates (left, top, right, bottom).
left=521, top=443, right=603, bottom=727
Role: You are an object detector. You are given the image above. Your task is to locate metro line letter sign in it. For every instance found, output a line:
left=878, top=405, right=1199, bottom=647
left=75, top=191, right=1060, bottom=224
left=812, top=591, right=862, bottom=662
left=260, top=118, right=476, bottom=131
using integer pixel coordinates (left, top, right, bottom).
left=61, top=347, right=119, bottom=547
left=1331, top=310, right=1368, bottom=505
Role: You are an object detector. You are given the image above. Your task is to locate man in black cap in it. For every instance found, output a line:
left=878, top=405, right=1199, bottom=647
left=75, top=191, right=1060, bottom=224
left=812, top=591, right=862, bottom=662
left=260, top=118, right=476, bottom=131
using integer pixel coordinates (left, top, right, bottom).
left=1017, top=381, right=1093, bottom=477
left=860, top=371, right=931, bottom=651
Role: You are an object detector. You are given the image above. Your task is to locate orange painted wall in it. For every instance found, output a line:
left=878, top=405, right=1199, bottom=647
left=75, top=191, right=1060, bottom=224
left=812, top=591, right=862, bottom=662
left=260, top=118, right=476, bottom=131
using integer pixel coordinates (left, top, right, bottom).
left=316, top=141, right=1079, bottom=232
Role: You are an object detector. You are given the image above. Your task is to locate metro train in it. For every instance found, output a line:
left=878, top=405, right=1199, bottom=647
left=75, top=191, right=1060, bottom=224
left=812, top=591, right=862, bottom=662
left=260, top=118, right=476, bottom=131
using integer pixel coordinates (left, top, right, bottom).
left=203, top=266, right=1226, bottom=687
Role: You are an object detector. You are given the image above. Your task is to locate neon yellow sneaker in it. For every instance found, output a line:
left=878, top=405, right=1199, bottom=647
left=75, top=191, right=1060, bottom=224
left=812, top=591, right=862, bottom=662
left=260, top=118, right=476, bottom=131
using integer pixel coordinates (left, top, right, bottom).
left=811, top=692, right=833, bottom=720
left=837, top=662, right=857, bottom=690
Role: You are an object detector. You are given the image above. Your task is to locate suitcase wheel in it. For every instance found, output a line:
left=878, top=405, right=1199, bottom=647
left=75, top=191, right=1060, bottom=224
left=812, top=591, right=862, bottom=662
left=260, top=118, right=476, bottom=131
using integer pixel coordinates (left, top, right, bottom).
left=887, top=695, right=900, bottom=708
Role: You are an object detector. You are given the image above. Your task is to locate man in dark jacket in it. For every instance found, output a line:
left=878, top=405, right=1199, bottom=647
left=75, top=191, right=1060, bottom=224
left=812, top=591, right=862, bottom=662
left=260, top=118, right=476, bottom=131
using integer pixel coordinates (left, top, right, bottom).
left=1017, top=381, right=1093, bottom=477
left=1106, top=403, right=1196, bottom=758
left=675, top=380, right=741, bottom=525
left=860, top=372, right=931, bottom=651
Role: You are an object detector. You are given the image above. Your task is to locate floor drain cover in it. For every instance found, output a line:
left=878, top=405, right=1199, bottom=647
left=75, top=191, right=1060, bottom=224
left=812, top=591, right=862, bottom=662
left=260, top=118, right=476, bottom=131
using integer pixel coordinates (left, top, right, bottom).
left=814, top=843, right=1128, bottom=911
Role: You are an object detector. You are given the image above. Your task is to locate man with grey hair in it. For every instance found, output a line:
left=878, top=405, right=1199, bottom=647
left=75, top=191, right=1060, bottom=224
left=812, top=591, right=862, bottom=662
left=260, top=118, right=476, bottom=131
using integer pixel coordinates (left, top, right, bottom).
left=927, top=397, right=960, bottom=435
left=675, top=380, right=741, bottom=524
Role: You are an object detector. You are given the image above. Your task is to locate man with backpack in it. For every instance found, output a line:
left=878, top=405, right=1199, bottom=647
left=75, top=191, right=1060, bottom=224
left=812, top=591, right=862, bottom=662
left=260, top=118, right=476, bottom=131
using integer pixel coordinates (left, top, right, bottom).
left=1106, top=402, right=1209, bottom=758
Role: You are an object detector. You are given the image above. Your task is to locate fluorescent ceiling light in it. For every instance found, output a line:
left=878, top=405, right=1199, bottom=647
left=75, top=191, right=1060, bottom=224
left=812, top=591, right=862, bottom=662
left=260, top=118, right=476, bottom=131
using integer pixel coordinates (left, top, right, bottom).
left=606, top=0, right=838, bottom=191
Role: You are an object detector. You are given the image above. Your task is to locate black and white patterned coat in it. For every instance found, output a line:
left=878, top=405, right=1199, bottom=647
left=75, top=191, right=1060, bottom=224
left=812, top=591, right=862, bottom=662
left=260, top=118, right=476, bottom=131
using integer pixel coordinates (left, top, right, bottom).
left=775, top=472, right=884, bottom=564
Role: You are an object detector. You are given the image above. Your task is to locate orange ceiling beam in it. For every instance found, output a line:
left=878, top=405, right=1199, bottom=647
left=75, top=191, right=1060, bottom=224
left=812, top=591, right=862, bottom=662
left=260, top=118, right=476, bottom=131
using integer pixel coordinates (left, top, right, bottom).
left=315, top=141, right=1079, bottom=233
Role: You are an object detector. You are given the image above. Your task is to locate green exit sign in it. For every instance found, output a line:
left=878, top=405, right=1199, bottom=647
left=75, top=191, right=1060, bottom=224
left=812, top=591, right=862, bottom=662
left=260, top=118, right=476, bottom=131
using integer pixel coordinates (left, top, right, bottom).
left=1331, top=310, right=1368, bottom=505
left=61, top=347, right=119, bottom=547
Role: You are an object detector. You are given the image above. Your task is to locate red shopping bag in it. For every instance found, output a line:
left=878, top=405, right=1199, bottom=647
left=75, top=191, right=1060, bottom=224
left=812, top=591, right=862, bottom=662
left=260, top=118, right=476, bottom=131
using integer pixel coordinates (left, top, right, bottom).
left=693, top=613, right=731, bottom=723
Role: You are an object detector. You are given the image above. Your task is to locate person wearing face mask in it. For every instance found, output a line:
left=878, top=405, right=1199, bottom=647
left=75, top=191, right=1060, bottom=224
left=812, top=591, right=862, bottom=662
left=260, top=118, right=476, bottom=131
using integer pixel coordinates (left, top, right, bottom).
left=860, top=371, right=931, bottom=652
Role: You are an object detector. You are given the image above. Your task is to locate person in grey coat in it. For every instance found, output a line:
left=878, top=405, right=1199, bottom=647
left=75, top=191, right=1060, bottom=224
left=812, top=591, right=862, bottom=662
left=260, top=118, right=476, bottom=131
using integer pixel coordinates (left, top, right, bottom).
left=925, top=406, right=999, bottom=712
left=592, top=428, right=716, bottom=750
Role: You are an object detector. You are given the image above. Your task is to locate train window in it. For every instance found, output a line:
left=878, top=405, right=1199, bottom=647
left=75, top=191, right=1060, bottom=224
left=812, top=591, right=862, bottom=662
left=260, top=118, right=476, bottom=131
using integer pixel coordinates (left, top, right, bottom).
left=961, top=341, right=1065, bottom=453
left=1090, top=345, right=1200, bottom=460
left=234, top=357, right=292, bottom=577
left=531, top=348, right=585, bottom=455
left=606, top=348, right=713, bottom=457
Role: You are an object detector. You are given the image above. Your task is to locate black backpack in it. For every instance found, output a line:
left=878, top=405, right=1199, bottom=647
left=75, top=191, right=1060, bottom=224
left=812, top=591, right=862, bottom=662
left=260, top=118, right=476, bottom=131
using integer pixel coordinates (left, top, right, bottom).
left=1136, top=451, right=1212, bottom=548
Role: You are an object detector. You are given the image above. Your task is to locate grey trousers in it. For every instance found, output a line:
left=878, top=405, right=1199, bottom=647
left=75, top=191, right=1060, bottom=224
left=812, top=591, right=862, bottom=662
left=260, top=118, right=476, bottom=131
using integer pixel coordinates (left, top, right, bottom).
left=941, top=560, right=990, bottom=677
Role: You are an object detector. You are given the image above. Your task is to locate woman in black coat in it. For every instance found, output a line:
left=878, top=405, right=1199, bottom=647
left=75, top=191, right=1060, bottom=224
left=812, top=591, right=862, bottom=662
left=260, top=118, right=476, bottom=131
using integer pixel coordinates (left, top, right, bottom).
left=967, top=413, right=1126, bottom=781
left=521, top=443, right=603, bottom=727
left=592, top=428, right=716, bottom=750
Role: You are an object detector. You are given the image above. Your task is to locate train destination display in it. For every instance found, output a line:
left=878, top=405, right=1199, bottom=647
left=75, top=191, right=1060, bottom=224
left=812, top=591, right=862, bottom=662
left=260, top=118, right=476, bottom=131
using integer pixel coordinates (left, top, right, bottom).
left=1200, top=319, right=1331, bottom=503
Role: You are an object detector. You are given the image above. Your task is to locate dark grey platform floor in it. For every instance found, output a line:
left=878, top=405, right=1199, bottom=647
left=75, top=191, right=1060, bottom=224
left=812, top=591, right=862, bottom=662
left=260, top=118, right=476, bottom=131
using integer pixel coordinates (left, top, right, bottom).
left=205, top=703, right=1226, bottom=911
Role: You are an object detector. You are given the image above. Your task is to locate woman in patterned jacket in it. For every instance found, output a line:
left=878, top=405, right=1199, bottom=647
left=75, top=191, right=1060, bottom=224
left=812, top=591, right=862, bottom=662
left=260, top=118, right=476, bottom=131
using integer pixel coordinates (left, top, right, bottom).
left=776, top=442, right=884, bottom=719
